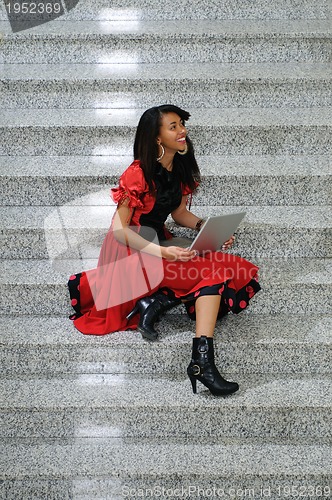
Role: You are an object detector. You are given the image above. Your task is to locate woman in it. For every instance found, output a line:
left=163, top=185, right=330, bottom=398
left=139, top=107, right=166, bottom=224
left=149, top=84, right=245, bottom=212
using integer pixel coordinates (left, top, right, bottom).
left=68, top=104, right=261, bottom=396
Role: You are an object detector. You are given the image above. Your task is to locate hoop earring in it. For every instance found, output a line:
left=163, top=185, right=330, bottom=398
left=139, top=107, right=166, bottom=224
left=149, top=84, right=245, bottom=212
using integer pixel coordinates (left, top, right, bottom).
left=156, top=144, right=165, bottom=162
left=178, top=144, right=188, bottom=155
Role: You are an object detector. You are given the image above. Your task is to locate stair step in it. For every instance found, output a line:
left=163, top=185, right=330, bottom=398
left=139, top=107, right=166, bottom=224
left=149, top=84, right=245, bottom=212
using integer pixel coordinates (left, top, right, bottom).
left=1, top=439, right=331, bottom=499
left=1, top=20, right=331, bottom=64
left=1, top=373, right=331, bottom=440
left=1, top=314, right=331, bottom=376
left=1, top=205, right=331, bottom=259
left=2, top=62, right=332, bottom=108
left=3, top=61, right=332, bottom=83
left=3, top=106, right=330, bottom=127
left=0, top=257, right=331, bottom=316
left=2, top=19, right=331, bottom=36
left=1, top=155, right=330, bottom=206
left=1, top=0, right=330, bottom=21
left=1, top=107, right=331, bottom=156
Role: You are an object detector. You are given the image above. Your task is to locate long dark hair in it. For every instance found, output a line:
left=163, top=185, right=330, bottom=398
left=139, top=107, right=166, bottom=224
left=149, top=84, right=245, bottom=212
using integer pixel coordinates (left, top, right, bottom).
left=133, top=104, right=201, bottom=194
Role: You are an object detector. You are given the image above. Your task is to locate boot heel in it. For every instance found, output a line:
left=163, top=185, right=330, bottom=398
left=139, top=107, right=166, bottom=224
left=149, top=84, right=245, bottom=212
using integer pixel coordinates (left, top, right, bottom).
left=188, top=376, right=197, bottom=394
left=126, top=303, right=139, bottom=320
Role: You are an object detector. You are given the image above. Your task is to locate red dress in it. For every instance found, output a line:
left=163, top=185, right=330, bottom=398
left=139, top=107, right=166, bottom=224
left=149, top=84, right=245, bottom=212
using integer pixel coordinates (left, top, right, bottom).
left=68, top=160, right=260, bottom=335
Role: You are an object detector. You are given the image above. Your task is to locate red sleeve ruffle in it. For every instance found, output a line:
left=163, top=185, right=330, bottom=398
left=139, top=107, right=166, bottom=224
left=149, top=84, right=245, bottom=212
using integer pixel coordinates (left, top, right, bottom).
left=181, top=180, right=199, bottom=196
left=111, top=161, right=149, bottom=209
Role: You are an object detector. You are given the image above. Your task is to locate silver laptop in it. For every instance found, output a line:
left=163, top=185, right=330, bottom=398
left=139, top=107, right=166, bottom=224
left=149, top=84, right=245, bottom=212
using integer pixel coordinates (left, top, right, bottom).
left=161, top=212, right=246, bottom=254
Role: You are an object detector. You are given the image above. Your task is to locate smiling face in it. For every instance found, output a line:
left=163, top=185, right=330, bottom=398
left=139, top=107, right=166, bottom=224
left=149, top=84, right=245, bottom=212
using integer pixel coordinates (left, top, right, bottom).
left=157, top=112, right=187, bottom=154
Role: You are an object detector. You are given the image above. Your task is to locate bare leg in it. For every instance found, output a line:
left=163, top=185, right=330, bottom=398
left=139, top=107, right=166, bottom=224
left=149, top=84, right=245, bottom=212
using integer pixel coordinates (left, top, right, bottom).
left=195, top=295, right=221, bottom=338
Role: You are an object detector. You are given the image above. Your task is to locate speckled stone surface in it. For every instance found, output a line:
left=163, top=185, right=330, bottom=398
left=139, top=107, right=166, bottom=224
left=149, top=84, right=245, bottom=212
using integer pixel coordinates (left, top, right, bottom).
left=1, top=373, right=331, bottom=440
left=1, top=314, right=331, bottom=376
left=0, top=257, right=331, bottom=316
left=0, top=440, right=331, bottom=490
left=1, top=476, right=332, bottom=500
left=2, top=477, right=332, bottom=500
left=2, top=62, right=332, bottom=109
left=2, top=107, right=332, bottom=128
left=3, top=62, right=332, bottom=82
left=2, top=314, right=331, bottom=347
left=1, top=255, right=331, bottom=286
left=0, top=155, right=330, bottom=206
left=0, top=205, right=331, bottom=259
left=1, top=20, right=332, bottom=64
left=0, top=108, right=331, bottom=156
left=3, top=80, right=331, bottom=110
left=2, top=153, right=330, bottom=177
left=2, top=19, right=332, bottom=36
left=1, top=0, right=331, bottom=21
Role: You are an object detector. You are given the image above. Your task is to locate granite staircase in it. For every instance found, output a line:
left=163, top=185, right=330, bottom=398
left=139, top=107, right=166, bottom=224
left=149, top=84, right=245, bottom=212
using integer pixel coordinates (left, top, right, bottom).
left=0, top=0, right=331, bottom=498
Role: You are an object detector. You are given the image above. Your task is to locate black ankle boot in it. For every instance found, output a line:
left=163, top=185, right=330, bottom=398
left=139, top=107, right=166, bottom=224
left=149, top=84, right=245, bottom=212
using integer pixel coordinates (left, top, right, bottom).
left=187, top=336, right=239, bottom=396
left=126, top=290, right=181, bottom=341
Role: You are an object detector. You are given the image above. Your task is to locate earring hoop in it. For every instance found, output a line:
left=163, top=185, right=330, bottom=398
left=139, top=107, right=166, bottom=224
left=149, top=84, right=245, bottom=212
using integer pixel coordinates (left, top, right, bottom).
left=156, top=144, right=165, bottom=162
left=178, top=144, right=188, bottom=156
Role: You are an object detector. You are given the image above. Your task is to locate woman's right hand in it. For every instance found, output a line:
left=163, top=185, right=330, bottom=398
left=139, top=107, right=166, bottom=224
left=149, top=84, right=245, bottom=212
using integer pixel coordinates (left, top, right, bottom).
left=162, top=246, right=197, bottom=262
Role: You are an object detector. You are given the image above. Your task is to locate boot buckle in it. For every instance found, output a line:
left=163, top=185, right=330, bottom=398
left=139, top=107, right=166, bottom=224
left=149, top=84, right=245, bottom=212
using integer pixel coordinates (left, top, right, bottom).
left=198, top=344, right=208, bottom=354
left=191, top=364, right=201, bottom=376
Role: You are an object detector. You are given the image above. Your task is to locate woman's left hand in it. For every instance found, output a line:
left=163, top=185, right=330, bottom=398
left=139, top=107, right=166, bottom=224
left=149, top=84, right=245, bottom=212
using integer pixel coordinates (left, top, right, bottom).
left=222, top=235, right=235, bottom=250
